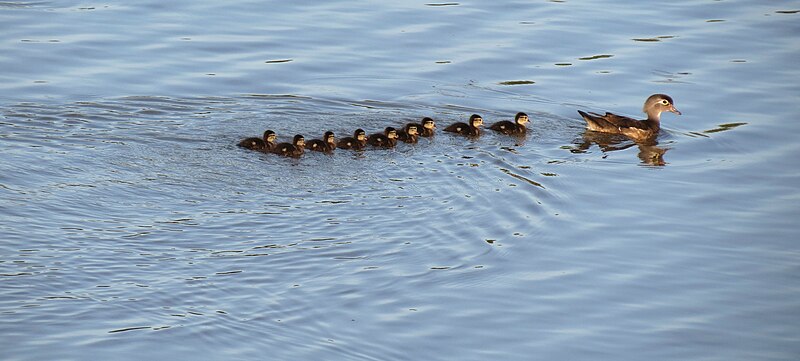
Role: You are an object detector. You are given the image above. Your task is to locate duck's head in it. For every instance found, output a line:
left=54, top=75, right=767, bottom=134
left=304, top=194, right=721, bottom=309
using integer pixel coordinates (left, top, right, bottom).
left=469, top=114, right=484, bottom=127
left=264, top=130, right=277, bottom=142
left=644, top=94, right=681, bottom=120
left=406, top=123, right=418, bottom=135
left=385, top=127, right=397, bottom=139
left=293, top=134, right=305, bottom=147
left=324, top=131, right=335, bottom=143
left=421, top=117, right=435, bottom=129
left=355, top=129, right=366, bottom=141
left=515, top=112, right=529, bottom=125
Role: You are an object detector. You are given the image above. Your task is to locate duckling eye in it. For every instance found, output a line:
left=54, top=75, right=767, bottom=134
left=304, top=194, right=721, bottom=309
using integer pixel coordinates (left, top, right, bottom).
left=660, top=100, right=669, bottom=106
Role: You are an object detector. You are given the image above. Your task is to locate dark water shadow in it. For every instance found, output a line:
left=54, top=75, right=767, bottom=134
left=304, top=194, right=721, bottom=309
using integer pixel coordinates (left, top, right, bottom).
left=568, top=131, right=669, bottom=166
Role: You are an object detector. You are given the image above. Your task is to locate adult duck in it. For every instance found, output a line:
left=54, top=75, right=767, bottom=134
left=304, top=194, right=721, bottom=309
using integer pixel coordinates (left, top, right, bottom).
left=577, top=94, right=680, bottom=141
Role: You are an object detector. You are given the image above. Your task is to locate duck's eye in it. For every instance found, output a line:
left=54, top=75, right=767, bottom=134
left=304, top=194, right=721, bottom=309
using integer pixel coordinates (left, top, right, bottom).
left=660, top=100, right=669, bottom=106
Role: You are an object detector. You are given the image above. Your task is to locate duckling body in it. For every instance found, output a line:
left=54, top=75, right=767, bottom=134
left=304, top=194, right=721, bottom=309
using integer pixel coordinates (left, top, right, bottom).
left=577, top=94, right=681, bottom=141
left=444, top=114, right=483, bottom=137
left=396, top=123, right=419, bottom=143
left=489, top=112, right=529, bottom=135
left=307, top=131, right=337, bottom=153
left=272, top=134, right=305, bottom=157
left=416, top=117, right=436, bottom=137
left=368, top=127, right=398, bottom=148
left=337, top=129, right=368, bottom=150
left=238, top=130, right=276, bottom=152
left=238, top=137, right=266, bottom=151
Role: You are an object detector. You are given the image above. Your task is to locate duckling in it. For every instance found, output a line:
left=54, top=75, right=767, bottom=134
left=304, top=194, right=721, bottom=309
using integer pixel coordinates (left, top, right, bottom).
left=444, top=114, right=483, bottom=137
left=396, top=123, right=419, bottom=143
left=272, top=134, right=305, bottom=157
left=237, top=137, right=266, bottom=151
left=577, top=94, right=681, bottom=141
left=238, top=129, right=276, bottom=152
left=367, top=127, right=398, bottom=148
left=337, top=129, right=367, bottom=150
left=307, top=131, right=337, bottom=153
left=416, top=117, right=436, bottom=137
left=489, top=112, right=529, bottom=135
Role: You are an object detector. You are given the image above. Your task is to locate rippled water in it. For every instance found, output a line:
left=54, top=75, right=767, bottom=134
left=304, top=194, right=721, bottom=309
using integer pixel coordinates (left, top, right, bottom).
left=2, top=1, right=799, bottom=360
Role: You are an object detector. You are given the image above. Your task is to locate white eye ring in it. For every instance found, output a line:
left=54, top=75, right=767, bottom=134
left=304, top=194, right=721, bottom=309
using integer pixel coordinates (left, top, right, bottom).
left=660, top=100, right=669, bottom=105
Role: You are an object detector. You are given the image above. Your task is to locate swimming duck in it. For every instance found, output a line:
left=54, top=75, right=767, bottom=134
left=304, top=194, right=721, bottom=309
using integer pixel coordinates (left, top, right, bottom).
left=337, top=129, right=367, bottom=150
left=444, top=114, right=483, bottom=136
left=489, top=112, right=529, bottom=135
left=416, top=117, right=436, bottom=137
left=397, top=123, right=419, bottom=143
left=577, top=94, right=681, bottom=140
left=307, top=131, right=337, bottom=153
left=238, top=129, right=276, bottom=152
left=272, top=134, right=305, bottom=157
left=367, top=127, right=398, bottom=148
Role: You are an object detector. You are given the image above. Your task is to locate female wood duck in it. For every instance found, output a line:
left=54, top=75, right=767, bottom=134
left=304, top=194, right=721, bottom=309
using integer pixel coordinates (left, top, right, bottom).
left=416, top=117, right=436, bottom=137
left=444, top=114, right=483, bottom=137
left=367, top=127, right=398, bottom=148
left=337, top=129, right=367, bottom=150
left=489, top=112, right=529, bottom=135
left=238, top=130, right=276, bottom=152
left=272, top=134, right=305, bottom=157
left=307, top=131, right=336, bottom=153
left=396, top=123, right=419, bottom=143
left=577, top=94, right=681, bottom=140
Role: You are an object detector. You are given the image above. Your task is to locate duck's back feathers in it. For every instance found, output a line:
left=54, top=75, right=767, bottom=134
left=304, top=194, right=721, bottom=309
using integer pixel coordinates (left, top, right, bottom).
left=489, top=120, right=526, bottom=135
left=444, top=122, right=480, bottom=136
left=444, top=122, right=468, bottom=133
left=577, top=110, right=658, bottom=139
left=238, top=137, right=266, bottom=151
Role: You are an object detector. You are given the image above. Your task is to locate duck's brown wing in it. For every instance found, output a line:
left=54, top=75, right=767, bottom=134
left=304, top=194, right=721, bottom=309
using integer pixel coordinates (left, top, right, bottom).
left=578, top=110, right=644, bottom=133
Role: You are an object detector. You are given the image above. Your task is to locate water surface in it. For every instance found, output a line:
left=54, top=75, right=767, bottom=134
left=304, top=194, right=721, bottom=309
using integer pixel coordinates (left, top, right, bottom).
left=1, top=1, right=799, bottom=360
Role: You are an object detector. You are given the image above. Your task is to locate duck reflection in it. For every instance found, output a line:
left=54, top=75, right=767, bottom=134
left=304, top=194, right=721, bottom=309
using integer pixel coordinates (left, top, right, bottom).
left=571, top=131, right=669, bottom=166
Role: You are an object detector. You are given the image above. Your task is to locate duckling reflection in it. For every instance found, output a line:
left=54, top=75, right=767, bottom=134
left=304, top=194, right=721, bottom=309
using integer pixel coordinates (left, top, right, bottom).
left=573, top=131, right=668, bottom=166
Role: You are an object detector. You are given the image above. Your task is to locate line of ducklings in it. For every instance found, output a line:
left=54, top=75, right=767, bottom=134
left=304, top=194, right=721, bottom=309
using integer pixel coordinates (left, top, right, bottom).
left=238, top=112, right=530, bottom=157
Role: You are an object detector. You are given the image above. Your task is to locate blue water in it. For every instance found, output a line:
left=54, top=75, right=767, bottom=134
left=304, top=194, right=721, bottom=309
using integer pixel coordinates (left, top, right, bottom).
left=2, top=1, right=799, bottom=360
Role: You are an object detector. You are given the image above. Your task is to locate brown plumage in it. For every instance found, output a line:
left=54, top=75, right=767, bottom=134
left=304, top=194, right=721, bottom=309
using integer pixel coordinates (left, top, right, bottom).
left=337, top=129, right=367, bottom=150
left=238, top=130, right=276, bottom=152
left=444, top=114, right=483, bottom=137
left=489, top=112, right=529, bottom=135
left=307, top=131, right=336, bottom=153
left=416, top=117, right=436, bottom=137
left=367, top=127, right=398, bottom=148
left=577, top=94, right=681, bottom=140
left=396, top=123, right=419, bottom=143
left=272, top=134, right=305, bottom=157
